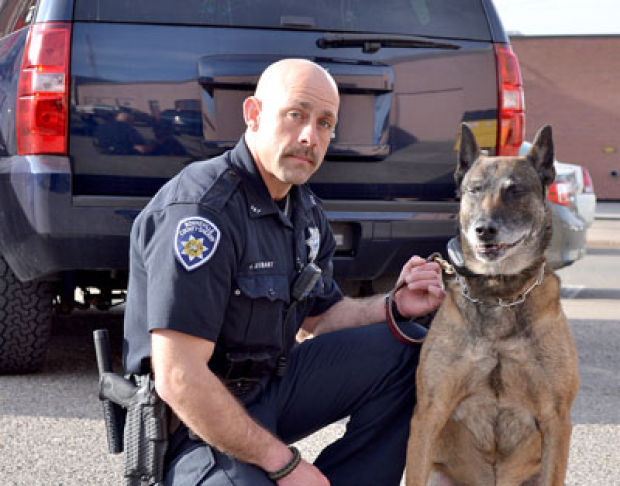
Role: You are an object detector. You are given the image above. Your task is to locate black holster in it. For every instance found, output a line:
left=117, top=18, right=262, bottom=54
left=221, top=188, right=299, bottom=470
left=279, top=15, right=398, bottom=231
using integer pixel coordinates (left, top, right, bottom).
left=214, top=350, right=275, bottom=400
left=94, top=330, right=168, bottom=486
left=122, top=374, right=169, bottom=486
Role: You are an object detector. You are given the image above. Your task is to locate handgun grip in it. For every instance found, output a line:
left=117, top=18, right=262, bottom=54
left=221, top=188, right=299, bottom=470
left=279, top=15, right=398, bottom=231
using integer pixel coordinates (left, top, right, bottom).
left=93, top=329, right=125, bottom=454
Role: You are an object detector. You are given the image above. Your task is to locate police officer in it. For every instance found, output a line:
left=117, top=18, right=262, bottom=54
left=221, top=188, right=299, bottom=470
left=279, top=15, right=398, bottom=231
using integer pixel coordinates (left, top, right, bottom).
left=123, top=59, right=445, bottom=486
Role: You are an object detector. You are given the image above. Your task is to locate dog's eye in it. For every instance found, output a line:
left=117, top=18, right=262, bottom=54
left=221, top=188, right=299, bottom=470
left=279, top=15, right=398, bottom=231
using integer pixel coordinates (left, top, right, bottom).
left=504, top=184, right=526, bottom=197
left=467, top=185, right=482, bottom=195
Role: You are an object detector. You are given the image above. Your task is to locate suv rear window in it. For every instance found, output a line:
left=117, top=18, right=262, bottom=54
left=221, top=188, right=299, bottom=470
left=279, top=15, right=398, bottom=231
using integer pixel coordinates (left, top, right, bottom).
left=74, top=0, right=491, bottom=41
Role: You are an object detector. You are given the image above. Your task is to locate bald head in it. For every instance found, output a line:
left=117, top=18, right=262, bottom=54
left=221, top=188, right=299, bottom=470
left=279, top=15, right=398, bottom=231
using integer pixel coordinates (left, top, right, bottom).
left=243, top=59, right=340, bottom=199
left=254, top=58, right=339, bottom=102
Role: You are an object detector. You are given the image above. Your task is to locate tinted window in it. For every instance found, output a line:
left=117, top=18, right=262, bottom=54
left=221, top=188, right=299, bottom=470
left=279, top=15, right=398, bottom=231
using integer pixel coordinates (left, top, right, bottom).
left=74, top=0, right=491, bottom=40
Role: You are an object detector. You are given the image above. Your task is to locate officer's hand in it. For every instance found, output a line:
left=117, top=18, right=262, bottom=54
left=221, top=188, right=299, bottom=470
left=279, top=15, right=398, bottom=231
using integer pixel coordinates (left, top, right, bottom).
left=277, top=459, right=330, bottom=486
left=394, top=255, right=445, bottom=318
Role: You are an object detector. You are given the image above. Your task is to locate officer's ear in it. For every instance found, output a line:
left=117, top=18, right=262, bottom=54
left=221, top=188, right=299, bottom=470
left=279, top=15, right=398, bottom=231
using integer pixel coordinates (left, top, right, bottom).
left=243, top=96, right=262, bottom=132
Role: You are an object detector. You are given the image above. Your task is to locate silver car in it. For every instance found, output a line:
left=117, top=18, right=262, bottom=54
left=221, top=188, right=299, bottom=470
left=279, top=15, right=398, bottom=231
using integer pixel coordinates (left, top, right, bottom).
left=520, top=142, right=597, bottom=268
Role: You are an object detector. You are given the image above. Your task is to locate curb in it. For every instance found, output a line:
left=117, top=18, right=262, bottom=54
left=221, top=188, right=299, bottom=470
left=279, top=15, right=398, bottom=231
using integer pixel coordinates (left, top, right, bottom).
left=585, top=216, right=620, bottom=249
left=593, top=202, right=620, bottom=221
left=594, top=214, right=620, bottom=221
left=586, top=241, right=620, bottom=249
left=586, top=232, right=620, bottom=249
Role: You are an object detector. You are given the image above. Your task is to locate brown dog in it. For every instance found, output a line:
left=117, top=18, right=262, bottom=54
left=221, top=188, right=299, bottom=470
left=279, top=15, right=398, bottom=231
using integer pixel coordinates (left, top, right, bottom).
left=405, top=124, right=579, bottom=486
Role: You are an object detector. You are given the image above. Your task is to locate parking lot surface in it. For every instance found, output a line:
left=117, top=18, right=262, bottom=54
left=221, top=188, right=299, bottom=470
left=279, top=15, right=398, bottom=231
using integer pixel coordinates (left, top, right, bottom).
left=1, top=218, right=619, bottom=485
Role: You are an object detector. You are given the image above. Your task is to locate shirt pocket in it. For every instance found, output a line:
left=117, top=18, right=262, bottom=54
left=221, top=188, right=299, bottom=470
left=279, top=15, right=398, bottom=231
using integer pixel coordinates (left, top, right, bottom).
left=236, top=274, right=290, bottom=304
left=231, top=274, right=291, bottom=348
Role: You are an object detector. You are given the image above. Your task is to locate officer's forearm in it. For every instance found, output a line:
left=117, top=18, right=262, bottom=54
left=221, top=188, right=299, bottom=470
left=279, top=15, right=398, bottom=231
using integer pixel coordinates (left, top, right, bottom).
left=151, top=331, right=292, bottom=473
left=304, top=295, right=385, bottom=336
left=160, top=362, right=292, bottom=471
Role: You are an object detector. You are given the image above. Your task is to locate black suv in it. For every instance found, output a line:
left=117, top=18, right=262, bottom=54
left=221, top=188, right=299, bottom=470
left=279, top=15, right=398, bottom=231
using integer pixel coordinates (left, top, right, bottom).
left=0, top=0, right=524, bottom=372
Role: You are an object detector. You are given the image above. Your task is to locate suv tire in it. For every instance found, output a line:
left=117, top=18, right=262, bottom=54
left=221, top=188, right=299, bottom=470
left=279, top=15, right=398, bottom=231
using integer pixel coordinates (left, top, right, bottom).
left=0, top=256, right=53, bottom=374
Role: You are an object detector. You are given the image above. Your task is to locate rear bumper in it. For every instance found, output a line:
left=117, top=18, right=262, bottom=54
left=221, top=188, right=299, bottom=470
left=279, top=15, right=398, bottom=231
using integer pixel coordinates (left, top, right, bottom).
left=576, top=193, right=596, bottom=227
left=0, top=155, right=460, bottom=282
left=324, top=200, right=459, bottom=281
left=0, top=155, right=143, bottom=281
left=546, top=203, right=587, bottom=269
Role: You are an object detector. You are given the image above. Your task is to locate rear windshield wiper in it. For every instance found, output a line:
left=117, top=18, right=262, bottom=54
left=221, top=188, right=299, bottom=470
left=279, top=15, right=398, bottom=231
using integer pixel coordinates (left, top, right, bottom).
left=316, top=34, right=461, bottom=53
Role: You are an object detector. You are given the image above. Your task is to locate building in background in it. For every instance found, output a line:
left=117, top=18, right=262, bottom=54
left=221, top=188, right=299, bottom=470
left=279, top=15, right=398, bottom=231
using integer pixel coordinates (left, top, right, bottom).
left=510, top=35, right=620, bottom=200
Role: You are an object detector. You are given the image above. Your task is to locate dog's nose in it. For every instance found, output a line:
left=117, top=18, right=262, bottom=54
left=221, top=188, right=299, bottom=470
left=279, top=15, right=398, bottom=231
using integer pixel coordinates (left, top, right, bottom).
left=475, top=221, right=498, bottom=241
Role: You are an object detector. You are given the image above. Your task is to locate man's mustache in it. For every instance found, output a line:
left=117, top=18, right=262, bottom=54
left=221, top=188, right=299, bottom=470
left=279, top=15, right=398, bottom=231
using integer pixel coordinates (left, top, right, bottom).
left=283, top=147, right=319, bottom=165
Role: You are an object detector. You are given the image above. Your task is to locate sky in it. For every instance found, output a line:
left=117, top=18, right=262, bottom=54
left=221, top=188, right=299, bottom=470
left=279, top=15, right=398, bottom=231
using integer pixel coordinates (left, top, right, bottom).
left=492, top=0, right=620, bottom=36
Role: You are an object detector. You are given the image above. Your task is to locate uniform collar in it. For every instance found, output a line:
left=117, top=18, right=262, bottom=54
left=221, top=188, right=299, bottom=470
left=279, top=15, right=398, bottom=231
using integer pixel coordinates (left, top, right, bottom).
left=229, top=137, right=318, bottom=219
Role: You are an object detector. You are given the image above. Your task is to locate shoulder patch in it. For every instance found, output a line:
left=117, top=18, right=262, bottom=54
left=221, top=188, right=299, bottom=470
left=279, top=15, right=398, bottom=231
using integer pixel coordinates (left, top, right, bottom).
left=174, top=217, right=221, bottom=271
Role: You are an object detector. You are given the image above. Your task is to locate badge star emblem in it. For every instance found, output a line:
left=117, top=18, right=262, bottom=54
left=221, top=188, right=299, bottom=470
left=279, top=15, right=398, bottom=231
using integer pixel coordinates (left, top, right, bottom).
left=306, top=227, right=320, bottom=263
left=174, top=216, right=220, bottom=271
left=181, top=236, right=206, bottom=261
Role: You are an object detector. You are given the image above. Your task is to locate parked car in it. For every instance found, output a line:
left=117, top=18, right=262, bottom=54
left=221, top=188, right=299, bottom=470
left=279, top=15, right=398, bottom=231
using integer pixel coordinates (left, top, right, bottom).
left=520, top=141, right=597, bottom=226
left=519, top=141, right=596, bottom=268
left=0, top=0, right=522, bottom=372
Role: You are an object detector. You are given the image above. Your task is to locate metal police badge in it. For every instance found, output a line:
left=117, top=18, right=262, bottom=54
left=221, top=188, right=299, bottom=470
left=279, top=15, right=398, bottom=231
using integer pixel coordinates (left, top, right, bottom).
left=306, top=226, right=320, bottom=263
left=174, top=216, right=221, bottom=271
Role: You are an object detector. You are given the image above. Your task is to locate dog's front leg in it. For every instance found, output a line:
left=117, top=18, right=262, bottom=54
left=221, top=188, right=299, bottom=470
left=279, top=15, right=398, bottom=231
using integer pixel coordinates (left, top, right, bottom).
left=405, top=404, right=451, bottom=486
left=405, top=381, right=466, bottom=486
left=538, top=412, right=572, bottom=486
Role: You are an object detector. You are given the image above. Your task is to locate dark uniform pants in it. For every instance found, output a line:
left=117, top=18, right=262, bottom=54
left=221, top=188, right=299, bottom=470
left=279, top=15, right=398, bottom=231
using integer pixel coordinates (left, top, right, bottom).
left=164, top=322, right=424, bottom=486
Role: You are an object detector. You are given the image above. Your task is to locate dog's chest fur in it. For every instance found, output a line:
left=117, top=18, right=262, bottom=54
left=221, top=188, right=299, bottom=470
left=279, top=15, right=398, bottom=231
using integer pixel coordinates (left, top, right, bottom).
left=425, top=276, right=565, bottom=460
left=449, top=326, right=540, bottom=457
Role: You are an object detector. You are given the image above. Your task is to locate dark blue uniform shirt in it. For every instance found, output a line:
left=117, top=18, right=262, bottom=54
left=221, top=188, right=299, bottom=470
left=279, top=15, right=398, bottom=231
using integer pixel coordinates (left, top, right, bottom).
left=123, top=137, right=343, bottom=376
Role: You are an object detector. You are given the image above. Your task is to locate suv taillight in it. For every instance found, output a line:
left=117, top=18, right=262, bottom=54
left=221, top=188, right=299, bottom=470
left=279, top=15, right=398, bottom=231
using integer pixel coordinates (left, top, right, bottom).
left=495, top=44, right=524, bottom=156
left=16, top=22, right=71, bottom=155
left=582, top=167, right=595, bottom=194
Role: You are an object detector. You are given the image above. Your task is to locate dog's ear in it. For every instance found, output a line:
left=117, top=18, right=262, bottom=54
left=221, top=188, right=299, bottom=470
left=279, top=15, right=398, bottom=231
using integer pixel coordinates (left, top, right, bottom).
left=455, top=123, right=480, bottom=188
left=527, top=125, right=555, bottom=188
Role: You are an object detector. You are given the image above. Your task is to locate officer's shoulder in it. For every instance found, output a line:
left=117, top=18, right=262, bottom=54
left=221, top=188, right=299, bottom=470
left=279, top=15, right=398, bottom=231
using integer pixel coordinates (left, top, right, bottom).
left=149, top=153, right=241, bottom=213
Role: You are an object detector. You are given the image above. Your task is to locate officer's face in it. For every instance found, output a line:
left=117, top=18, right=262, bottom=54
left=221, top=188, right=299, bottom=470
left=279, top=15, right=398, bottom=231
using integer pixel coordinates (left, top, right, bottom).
left=246, top=65, right=339, bottom=197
